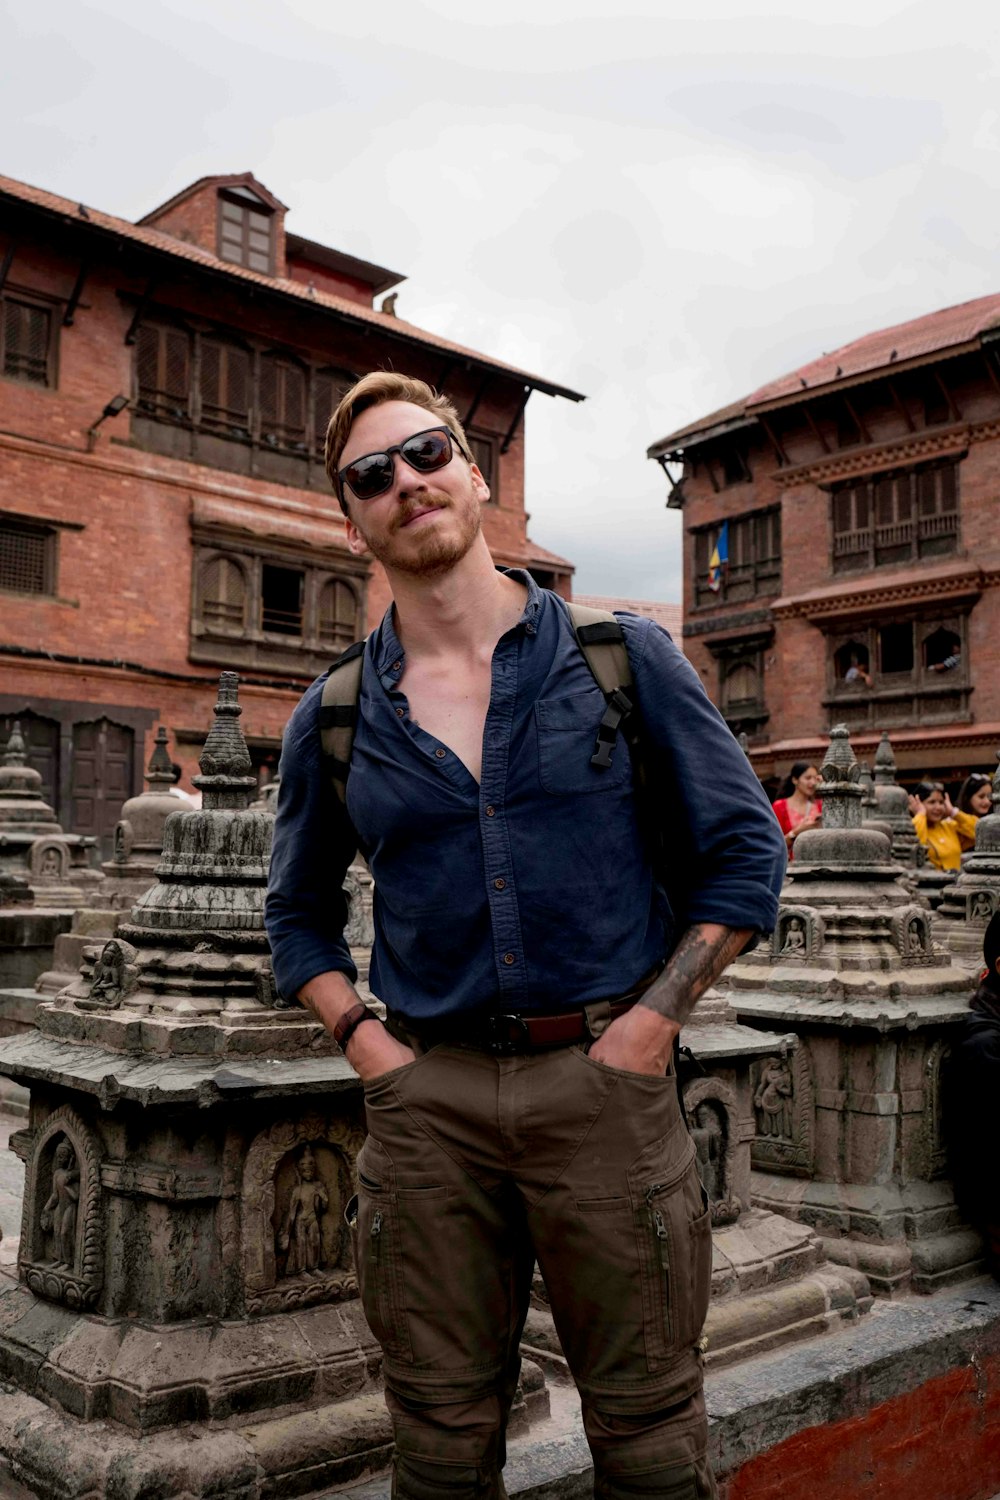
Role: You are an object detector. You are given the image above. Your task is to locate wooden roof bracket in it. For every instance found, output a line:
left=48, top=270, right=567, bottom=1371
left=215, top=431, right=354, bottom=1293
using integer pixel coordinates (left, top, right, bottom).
left=124, top=278, right=158, bottom=346
left=0, top=241, right=16, bottom=296
left=500, top=386, right=531, bottom=454
left=758, top=414, right=788, bottom=467
left=63, top=260, right=89, bottom=327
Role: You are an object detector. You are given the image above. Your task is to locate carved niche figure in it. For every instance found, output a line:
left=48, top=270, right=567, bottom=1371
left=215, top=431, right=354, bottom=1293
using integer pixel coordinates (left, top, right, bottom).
left=39, top=1140, right=79, bottom=1270
left=907, top=917, right=927, bottom=955
left=113, top=820, right=133, bottom=865
left=277, top=1145, right=329, bottom=1277
left=683, top=1079, right=741, bottom=1226
left=753, top=1055, right=793, bottom=1140
left=781, top=918, right=806, bottom=956
left=29, top=838, right=69, bottom=880
left=772, top=908, right=818, bottom=961
left=690, top=1101, right=725, bottom=1204
left=970, top=892, right=995, bottom=923
left=86, top=939, right=139, bottom=1009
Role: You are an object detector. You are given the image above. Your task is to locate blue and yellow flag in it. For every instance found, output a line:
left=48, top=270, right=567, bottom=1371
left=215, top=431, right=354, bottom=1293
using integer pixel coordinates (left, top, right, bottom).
left=707, top=521, right=728, bottom=593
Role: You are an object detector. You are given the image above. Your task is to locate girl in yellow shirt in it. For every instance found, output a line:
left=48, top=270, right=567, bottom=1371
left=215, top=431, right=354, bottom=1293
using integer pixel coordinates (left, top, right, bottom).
left=909, top=782, right=978, bottom=872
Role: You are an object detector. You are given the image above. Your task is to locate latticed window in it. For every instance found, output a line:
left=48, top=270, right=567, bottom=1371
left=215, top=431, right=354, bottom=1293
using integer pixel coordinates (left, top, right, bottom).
left=318, top=579, right=358, bottom=650
left=218, top=192, right=273, bottom=274
left=693, top=506, right=781, bottom=606
left=136, top=323, right=191, bottom=421
left=831, top=459, right=959, bottom=573
left=259, top=354, right=307, bottom=451
left=2, top=298, right=52, bottom=385
left=200, top=555, right=246, bottom=631
left=0, top=518, right=54, bottom=594
left=312, top=368, right=354, bottom=463
left=200, top=339, right=252, bottom=438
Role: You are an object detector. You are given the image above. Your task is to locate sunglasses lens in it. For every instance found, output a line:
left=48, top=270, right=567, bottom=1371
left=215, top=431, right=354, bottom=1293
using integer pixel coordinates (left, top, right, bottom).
left=345, top=453, right=394, bottom=500
left=401, top=429, right=453, bottom=471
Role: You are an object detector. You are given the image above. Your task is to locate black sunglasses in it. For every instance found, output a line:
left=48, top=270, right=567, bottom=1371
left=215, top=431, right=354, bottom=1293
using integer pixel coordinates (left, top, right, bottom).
left=337, top=426, right=469, bottom=502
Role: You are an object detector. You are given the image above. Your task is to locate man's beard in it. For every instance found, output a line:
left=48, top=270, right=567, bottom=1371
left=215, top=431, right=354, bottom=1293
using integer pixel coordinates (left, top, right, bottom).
left=363, top=493, right=483, bottom=578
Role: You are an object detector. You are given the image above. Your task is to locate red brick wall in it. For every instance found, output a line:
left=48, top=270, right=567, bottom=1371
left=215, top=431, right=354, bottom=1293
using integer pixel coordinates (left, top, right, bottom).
left=142, top=180, right=287, bottom=277
left=721, top=1353, right=1000, bottom=1500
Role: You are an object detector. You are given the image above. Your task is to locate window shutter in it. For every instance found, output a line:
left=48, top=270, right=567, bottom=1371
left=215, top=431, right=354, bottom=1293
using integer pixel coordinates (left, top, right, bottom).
left=201, top=555, right=246, bottom=630
left=318, top=579, right=358, bottom=648
left=3, top=299, right=51, bottom=384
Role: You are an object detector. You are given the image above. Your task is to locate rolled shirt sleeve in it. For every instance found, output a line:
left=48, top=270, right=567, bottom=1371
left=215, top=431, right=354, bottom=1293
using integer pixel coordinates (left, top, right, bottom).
left=622, top=614, right=787, bottom=938
left=264, top=674, right=359, bottom=1002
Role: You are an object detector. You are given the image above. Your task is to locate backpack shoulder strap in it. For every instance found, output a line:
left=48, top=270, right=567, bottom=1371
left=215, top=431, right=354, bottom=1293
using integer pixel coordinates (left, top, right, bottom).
left=318, top=637, right=369, bottom=805
left=567, top=602, right=635, bottom=770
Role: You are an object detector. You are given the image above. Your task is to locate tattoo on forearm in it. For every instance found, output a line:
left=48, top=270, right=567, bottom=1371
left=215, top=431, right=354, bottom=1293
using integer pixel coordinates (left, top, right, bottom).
left=639, top=924, right=751, bottom=1029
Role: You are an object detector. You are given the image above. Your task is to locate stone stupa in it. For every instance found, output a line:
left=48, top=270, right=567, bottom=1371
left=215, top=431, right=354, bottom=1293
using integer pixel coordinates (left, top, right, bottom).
left=0, top=721, right=101, bottom=908
left=727, top=724, right=980, bottom=1296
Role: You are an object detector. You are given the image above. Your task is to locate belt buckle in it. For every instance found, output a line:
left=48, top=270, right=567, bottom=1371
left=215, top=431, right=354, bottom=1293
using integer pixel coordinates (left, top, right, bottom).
left=485, top=1013, right=530, bottom=1055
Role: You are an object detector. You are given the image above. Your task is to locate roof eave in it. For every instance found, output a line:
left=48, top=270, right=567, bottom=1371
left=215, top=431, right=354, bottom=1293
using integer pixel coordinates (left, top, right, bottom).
left=647, top=411, right=756, bottom=460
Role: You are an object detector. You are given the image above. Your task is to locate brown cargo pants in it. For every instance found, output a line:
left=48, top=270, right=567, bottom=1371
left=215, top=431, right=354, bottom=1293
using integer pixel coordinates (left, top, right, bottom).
left=351, top=1038, right=716, bottom=1499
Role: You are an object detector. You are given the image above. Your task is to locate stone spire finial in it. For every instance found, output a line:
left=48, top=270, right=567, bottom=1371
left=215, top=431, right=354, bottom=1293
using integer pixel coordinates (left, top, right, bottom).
left=873, top=731, right=897, bottom=786
left=192, top=672, right=256, bottom=811
left=819, top=724, right=864, bottom=830
left=4, top=722, right=26, bottom=766
left=146, top=727, right=175, bottom=788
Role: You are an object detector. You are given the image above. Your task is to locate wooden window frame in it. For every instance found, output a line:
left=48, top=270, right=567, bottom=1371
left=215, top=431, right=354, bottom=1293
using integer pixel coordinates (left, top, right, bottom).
left=830, top=458, right=960, bottom=574
left=0, top=288, right=58, bottom=389
left=217, top=190, right=275, bottom=275
left=468, top=430, right=500, bottom=503
left=0, top=513, right=58, bottom=597
left=691, top=504, right=782, bottom=608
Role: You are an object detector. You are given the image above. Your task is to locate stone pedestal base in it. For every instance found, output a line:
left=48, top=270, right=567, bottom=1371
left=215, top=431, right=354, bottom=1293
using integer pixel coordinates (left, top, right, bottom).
left=751, top=1171, right=984, bottom=1296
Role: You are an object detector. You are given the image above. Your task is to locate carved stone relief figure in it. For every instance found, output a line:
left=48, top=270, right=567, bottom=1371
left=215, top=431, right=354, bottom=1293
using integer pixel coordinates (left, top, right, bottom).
left=113, top=820, right=133, bottom=865
left=892, top=906, right=933, bottom=963
left=780, top=918, right=806, bottom=956
left=907, top=917, right=926, bottom=954
left=754, top=1055, right=793, bottom=1140
left=690, top=1101, right=724, bottom=1203
left=970, top=892, right=995, bottom=923
left=29, top=838, right=69, bottom=880
left=19, top=1105, right=103, bottom=1309
left=277, top=1145, right=329, bottom=1277
left=683, top=1079, right=741, bottom=1226
left=749, top=1048, right=815, bottom=1178
left=39, top=1139, right=79, bottom=1269
left=85, top=939, right=139, bottom=1010
left=772, top=908, right=819, bottom=961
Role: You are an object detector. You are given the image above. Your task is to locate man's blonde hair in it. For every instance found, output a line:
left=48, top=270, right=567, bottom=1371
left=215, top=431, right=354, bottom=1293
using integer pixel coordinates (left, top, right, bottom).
left=324, top=372, right=471, bottom=513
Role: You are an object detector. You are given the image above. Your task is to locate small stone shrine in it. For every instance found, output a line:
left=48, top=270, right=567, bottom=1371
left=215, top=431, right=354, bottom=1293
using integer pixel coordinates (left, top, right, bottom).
left=936, top=752, right=1000, bottom=968
left=727, top=724, right=980, bottom=1296
left=0, top=722, right=101, bottom=909
left=0, top=673, right=485, bottom=1498
left=100, top=725, right=183, bottom=911
left=868, top=732, right=922, bottom=867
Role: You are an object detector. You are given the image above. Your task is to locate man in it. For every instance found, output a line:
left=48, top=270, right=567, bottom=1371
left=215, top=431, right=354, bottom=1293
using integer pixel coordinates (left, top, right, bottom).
left=265, top=373, right=786, bottom=1499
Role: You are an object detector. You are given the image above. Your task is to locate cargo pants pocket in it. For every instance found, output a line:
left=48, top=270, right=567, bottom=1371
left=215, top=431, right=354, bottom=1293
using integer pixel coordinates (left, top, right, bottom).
left=628, top=1146, right=712, bottom=1369
left=352, top=1136, right=412, bottom=1363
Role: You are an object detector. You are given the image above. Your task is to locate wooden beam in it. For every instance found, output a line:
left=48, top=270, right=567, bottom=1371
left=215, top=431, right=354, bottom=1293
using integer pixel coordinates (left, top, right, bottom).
left=437, top=358, right=459, bottom=392
left=932, top=368, right=961, bottom=422
left=886, top=378, right=916, bottom=433
left=803, top=406, right=831, bottom=455
left=0, top=241, right=15, bottom=296
left=758, top=415, right=788, bottom=467
left=62, top=261, right=89, bottom=327
left=124, top=278, right=158, bottom=346
left=843, top=395, right=871, bottom=445
left=500, top=386, right=531, bottom=454
left=980, top=348, right=1000, bottom=399
left=703, top=453, right=721, bottom=494
left=464, top=373, right=491, bottom=430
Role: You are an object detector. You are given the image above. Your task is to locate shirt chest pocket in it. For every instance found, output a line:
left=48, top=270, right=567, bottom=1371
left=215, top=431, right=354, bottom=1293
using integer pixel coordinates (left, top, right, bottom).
left=535, top=690, right=633, bottom=796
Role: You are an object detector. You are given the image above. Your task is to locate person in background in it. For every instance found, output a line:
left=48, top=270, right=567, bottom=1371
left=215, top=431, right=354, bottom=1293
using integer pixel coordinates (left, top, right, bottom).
left=843, top=653, right=873, bottom=688
left=929, top=648, right=961, bottom=673
left=908, top=781, right=977, bottom=871
left=772, top=762, right=823, bottom=860
left=958, top=773, right=994, bottom=820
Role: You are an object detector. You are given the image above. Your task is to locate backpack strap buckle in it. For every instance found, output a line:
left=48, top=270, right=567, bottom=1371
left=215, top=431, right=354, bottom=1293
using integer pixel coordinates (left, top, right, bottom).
left=591, top=687, right=634, bottom=770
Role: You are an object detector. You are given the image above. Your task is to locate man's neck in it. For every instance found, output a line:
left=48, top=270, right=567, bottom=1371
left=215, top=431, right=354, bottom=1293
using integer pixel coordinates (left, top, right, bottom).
left=387, top=537, right=527, bottom=661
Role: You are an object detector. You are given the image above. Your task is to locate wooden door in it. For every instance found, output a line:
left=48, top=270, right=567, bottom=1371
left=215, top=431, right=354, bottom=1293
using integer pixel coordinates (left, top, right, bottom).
left=70, top=720, right=134, bottom=859
left=13, top=712, right=60, bottom=813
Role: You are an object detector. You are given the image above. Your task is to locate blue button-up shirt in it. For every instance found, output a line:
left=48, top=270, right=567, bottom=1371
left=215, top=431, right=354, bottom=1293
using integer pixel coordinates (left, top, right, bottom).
left=265, top=571, right=786, bottom=1021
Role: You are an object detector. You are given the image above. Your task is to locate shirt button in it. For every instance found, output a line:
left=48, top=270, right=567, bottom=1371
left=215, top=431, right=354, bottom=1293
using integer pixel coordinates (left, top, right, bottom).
left=392, top=660, right=402, bottom=671
left=503, top=952, right=516, bottom=965
left=395, top=707, right=405, bottom=718
left=494, top=877, right=506, bottom=890
left=485, top=805, right=495, bottom=817
left=525, top=622, right=536, bottom=636
left=434, top=748, right=446, bottom=758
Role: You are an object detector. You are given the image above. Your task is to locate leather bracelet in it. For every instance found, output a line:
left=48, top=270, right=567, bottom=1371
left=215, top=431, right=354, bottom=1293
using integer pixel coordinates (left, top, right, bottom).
left=333, top=1002, right=378, bottom=1051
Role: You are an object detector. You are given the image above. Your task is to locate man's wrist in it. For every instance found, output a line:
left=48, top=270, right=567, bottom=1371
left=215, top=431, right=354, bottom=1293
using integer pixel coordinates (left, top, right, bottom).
left=333, top=1002, right=379, bottom=1051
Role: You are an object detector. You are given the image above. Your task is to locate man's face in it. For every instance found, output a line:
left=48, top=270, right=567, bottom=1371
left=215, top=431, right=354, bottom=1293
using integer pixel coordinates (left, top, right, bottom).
left=340, top=400, right=489, bottom=579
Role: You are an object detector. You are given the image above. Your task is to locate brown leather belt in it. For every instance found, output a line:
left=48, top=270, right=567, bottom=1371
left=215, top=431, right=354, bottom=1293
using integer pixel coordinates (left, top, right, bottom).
left=387, top=968, right=661, bottom=1057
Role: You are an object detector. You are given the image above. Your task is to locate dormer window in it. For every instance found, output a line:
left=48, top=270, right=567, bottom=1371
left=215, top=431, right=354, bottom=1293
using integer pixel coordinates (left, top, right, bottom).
left=217, top=187, right=274, bottom=274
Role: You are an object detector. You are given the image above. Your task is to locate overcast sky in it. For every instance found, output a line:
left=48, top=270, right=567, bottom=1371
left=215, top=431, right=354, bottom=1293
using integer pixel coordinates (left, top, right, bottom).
left=5, top=0, right=1000, bottom=599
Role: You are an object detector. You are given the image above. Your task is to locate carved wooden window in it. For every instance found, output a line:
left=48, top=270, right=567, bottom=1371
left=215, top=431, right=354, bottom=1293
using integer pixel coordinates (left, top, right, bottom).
left=0, top=517, right=56, bottom=595
left=879, top=622, right=914, bottom=676
left=723, top=660, right=759, bottom=710
left=200, top=555, right=247, bottom=632
left=831, top=459, right=959, bottom=573
left=261, top=564, right=304, bottom=636
left=469, top=432, right=498, bottom=497
left=317, top=579, right=358, bottom=650
left=218, top=190, right=274, bottom=274
left=136, top=322, right=191, bottom=421
left=312, top=368, right=355, bottom=464
left=1, top=296, right=53, bottom=386
left=199, top=338, right=252, bottom=439
left=692, top=506, right=781, bottom=606
left=259, top=354, right=307, bottom=452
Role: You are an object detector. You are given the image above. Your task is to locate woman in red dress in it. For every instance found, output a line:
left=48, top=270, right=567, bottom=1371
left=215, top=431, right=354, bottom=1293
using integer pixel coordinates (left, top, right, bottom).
left=772, top=762, right=822, bottom=861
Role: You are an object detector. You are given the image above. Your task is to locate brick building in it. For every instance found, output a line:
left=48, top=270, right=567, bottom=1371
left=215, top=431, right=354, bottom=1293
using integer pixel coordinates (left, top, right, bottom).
left=648, top=294, right=1000, bottom=792
left=0, top=170, right=581, bottom=855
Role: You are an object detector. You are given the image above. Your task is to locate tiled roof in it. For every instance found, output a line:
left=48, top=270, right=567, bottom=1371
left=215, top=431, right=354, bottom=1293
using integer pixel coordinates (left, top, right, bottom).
left=649, top=289, right=1000, bottom=452
left=573, top=594, right=683, bottom=643
left=0, top=172, right=584, bottom=402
